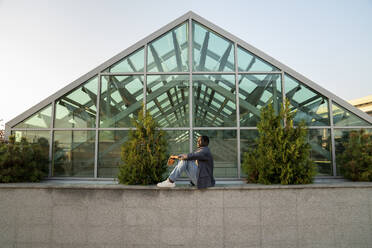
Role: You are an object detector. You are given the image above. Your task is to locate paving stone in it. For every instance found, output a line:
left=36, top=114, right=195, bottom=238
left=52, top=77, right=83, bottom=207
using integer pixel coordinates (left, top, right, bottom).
left=224, top=207, right=260, bottom=227
left=261, top=225, right=297, bottom=245
left=53, top=205, right=87, bottom=226
left=160, top=208, right=196, bottom=227
left=224, top=225, right=260, bottom=244
left=223, top=190, right=260, bottom=208
left=16, top=224, right=51, bottom=243
left=87, top=225, right=123, bottom=244
left=298, top=224, right=335, bottom=245
left=160, top=227, right=195, bottom=246
left=196, top=190, right=223, bottom=208
left=260, top=189, right=297, bottom=207
left=261, top=205, right=297, bottom=226
left=87, top=202, right=122, bottom=226
left=123, top=207, right=161, bottom=227
left=198, top=207, right=223, bottom=226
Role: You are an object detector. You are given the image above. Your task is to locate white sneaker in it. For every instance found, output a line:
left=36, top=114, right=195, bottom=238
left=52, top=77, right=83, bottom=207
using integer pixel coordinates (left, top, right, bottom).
left=157, top=178, right=176, bottom=188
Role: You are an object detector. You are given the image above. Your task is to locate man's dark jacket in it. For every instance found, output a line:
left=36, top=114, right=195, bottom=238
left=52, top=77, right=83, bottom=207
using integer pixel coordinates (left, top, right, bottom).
left=183, top=146, right=215, bottom=189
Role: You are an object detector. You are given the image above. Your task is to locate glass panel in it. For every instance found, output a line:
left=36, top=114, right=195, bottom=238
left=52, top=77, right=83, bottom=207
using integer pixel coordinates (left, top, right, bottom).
left=239, top=74, right=282, bottom=127
left=108, top=47, right=144, bottom=72
left=53, top=131, right=95, bottom=177
left=13, top=130, right=50, bottom=145
left=146, top=75, right=189, bottom=128
left=238, top=46, right=278, bottom=71
left=99, top=75, right=144, bottom=128
left=193, top=74, right=236, bottom=127
left=14, top=105, right=52, bottom=129
left=307, top=129, right=332, bottom=176
left=98, top=130, right=129, bottom=178
left=55, top=77, right=98, bottom=128
left=147, top=22, right=188, bottom=72
left=285, top=74, right=329, bottom=126
left=193, top=130, right=237, bottom=178
left=334, top=128, right=372, bottom=176
left=332, top=103, right=371, bottom=126
left=240, top=129, right=259, bottom=178
left=193, top=21, right=234, bottom=71
left=163, top=130, right=190, bottom=179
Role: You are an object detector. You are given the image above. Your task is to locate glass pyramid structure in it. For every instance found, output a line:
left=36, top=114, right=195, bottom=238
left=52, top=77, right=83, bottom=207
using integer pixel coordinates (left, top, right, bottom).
left=6, top=12, right=372, bottom=179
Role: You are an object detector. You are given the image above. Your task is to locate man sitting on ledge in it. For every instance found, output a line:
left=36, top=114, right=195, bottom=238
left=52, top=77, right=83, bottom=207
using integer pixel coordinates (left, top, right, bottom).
left=157, top=135, right=215, bottom=189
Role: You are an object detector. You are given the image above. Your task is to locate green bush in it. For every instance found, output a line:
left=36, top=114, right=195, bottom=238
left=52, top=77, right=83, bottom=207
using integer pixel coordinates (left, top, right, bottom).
left=242, top=99, right=315, bottom=185
left=0, top=135, right=49, bottom=183
left=118, top=108, right=168, bottom=185
left=338, top=129, right=372, bottom=181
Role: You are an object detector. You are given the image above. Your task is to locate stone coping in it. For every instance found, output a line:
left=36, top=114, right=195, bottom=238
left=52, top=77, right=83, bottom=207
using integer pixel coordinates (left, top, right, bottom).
left=1, top=181, right=372, bottom=190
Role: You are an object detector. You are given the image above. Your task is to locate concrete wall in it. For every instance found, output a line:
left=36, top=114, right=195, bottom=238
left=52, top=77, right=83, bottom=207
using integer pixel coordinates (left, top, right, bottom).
left=1, top=183, right=372, bottom=248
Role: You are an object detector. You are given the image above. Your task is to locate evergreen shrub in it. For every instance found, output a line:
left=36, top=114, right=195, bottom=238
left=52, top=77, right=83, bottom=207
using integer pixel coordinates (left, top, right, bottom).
left=338, top=129, right=372, bottom=181
left=242, top=99, right=315, bottom=184
left=118, top=108, right=168, bottom=185
left=0, top=135, right=49, bottom=183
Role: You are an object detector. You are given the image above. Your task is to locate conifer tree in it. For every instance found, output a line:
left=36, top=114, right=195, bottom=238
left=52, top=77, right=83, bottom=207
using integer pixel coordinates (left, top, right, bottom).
left=242, top=99, right=315, bottom=184
left=118, top=107, right=168, bottom=185
left=338, top=129, right=372, bottom=181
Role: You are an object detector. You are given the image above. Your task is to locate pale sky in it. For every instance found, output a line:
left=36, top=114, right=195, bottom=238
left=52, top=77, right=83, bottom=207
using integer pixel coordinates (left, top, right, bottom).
left=1, top=0, right=371, bottom=125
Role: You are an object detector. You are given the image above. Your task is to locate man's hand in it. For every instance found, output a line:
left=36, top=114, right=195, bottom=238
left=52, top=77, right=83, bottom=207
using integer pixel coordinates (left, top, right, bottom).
left=167, top=155, right=179, bottom=166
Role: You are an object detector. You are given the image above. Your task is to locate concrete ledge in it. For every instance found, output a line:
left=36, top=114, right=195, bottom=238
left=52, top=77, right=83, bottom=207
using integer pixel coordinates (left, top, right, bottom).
left=1, top=181, right=372, bottom=190
left=2, top=181, right=372, bottom=247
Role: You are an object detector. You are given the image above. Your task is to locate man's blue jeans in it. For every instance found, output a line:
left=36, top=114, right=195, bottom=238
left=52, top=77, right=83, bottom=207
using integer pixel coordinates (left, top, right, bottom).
left=168, top=159, right=198, bottom=185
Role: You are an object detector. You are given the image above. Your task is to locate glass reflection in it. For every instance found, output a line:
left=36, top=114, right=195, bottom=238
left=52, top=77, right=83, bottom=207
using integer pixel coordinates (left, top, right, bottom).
left=285, top=74, right=329, bottom=126
left=307, top=129, right=332, bottom=176
left=146, top=75, right=189, bottom=128
left=238, top=46, right=278, bottom=71
left=193, top=130, right=237, bottom=178
left=332, top=103, right=371, bottom=126
left=109, top=48, right=144, bottom=73
left=98, top=130, right=129, bottom=178
left=193, top=74, right=236, bottom=127
left=55, top=77, right=98, bottom=128
left=14, top=105, right=52, bottom=129
left=334, top=128, right=372, bottom=176
left=53, top=131, right=95, bottom=177
left=99, top=75, right=144, bottom=128
left=240, top=129, right=259, bottom=178
left=147, top=22, right=188, bottom=72
left=193, top=21, right=234, bottom=71
left=239, top=74, right=282, bottom=127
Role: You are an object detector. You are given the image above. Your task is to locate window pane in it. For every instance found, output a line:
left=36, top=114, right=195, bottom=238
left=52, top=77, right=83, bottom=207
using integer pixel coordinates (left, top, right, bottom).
left=193, top=74, right=236, bottom=127
left=99, top=75, right=144, bottom=128
left=53, top=131, right=95, bottom=177
left=163, top=130, right=190, bottom=178
left=193, top=130, right=237, bottom=178
left=238, top=46, right=278, bottom=71
left=146, top=75, right=189, bottom=128
left=55, top=77, right=98, bottom=128
left=240, top=129, right=259, bottom=178
left=239, top=74, right=282, bottom=127
left=307, top=129, right=332, bottom=176
left=193, top=21, right=234, bottom=72
left=98, top=130, right=129, bottom=178
left=108, top=47, right=144, bottom=72
left=147, top=22, right=188, bottom=72
left=13, top=130, right=50, bottom=145
left=285, top=74, right=329, bottom=126
left=332, top=103, right=371, bottom=126
left=334, top=128, right=372, bottom=176
left=14, top=105, right=52, bottom=129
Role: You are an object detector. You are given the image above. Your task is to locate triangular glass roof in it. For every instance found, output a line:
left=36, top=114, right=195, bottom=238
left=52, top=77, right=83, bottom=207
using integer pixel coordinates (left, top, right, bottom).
left=7, top=11, right=372, bottom=129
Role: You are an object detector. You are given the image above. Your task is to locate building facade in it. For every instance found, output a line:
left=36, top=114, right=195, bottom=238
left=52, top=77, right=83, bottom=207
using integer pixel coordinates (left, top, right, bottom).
left=5, top=12, right=372, bottom=180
